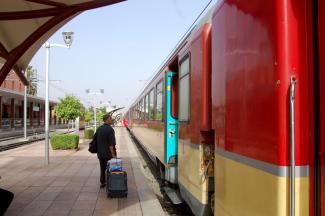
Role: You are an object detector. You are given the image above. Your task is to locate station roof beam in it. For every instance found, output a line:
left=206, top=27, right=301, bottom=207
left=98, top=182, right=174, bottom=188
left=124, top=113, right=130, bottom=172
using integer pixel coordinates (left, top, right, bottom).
left=0, top=0, right=126, bottom=85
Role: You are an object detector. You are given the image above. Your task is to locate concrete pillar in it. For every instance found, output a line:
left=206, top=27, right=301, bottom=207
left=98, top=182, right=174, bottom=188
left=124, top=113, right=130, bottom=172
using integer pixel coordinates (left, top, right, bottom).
left=10, top=98, right=14, bottom=129
left=19, top=100, right=24, bottom=119
left=0, top=96, right=2, bottom=129
left=30, top=102, right=33, bottom=127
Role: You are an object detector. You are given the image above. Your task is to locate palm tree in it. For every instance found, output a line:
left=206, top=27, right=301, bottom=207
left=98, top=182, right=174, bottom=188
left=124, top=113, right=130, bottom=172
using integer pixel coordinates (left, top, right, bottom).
left=26, top=66, right=37, bottom=96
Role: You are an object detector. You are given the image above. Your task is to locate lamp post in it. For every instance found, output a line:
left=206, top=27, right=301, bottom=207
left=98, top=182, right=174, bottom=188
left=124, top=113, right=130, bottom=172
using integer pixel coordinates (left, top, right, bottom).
left=86, top=89, right=104, bottom=130
left=99, top=101, right=112, bottom=113
left=43, top=31, right=73, bottom=165
left=23, top=71, right=27, bottom=140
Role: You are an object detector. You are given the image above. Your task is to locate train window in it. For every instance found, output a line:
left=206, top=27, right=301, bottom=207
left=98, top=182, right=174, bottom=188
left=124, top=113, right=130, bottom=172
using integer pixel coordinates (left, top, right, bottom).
left=171, top=75, right=178, bottom=118
left=179, top=56, right=190, bottom=121
left=140, top=99, right=144, bottom=120
left=135, top=104, right=137, bottom=120
left=149, top=88, right=155, bottom=120
left=145, top=94, right=149, bottom=120
left=138, top=101, right=141, bottom=120
left=156, top=81, right=163, bottom=120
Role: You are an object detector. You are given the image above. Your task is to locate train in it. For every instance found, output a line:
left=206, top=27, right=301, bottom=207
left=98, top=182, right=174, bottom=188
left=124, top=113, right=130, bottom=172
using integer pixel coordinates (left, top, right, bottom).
left=125, top=1, right=324, bottom=215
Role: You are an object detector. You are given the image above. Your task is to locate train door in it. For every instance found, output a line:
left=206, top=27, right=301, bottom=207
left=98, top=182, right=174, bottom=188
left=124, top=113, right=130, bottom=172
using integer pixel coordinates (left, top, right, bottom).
left=164, top=71, right=178, bottom=165
left=317, top=0, right=325, bottom=214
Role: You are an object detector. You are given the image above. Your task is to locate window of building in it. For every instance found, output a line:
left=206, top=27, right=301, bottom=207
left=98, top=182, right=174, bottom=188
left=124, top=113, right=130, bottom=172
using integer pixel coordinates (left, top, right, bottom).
left=179, top=56, right=190, bottom=121
left=149, top=88, right=155, bottom=120
left=156, top=80, right=163, bottom=120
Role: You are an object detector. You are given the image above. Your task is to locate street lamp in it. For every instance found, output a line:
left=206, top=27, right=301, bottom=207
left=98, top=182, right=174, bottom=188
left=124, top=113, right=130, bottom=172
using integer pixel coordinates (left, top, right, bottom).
left=99, top=101, right=112, bottom=112
left=86, top=89, right=104, bottom=130
left=43, top=31, right=74, bottom=165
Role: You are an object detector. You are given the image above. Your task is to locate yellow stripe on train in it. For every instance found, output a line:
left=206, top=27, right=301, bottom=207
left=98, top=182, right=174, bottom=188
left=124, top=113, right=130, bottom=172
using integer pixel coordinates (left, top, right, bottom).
left=214, top=153, right=309, bottom=216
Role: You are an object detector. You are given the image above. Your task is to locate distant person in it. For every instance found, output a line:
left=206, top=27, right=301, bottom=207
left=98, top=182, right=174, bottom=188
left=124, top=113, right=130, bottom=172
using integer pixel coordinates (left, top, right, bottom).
left=123, top=119, right=127, bottom=128
left=96, top=113, right=117, bottom=188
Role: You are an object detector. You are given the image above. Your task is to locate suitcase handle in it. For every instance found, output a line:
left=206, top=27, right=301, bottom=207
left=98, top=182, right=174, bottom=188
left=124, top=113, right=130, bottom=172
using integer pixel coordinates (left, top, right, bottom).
left=110, top=171, right=125, bottom=174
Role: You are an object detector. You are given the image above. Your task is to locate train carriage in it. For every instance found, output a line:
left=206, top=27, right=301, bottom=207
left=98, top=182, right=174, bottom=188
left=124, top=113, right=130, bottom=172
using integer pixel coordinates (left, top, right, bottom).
left=212, top=0, right=324, bottom=215
left=126, top=0, right=325, bottom=215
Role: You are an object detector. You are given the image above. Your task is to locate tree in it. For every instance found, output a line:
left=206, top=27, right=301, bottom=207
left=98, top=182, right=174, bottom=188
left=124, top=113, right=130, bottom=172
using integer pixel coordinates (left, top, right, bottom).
left=84, top=107, right=107, bottom=126
left=26, top=66, right=38, bottom=96
left=54, top=95, right=83, bottom=131
left=96, top=107, right=106, bottom=125
left=84, top=108, right=93, bottom=123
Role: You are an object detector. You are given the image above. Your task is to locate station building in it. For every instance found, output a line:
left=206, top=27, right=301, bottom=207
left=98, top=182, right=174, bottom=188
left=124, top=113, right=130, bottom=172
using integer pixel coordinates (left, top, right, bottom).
left=0, top=70, right=65, bottom=132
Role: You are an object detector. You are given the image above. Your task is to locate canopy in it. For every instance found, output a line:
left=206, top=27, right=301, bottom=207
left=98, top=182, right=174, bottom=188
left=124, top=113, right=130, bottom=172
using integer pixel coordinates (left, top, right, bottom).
left=0, top=0, right=125, bottom=85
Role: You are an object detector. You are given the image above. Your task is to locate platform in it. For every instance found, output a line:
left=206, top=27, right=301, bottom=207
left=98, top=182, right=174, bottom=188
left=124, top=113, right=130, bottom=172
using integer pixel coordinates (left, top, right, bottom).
left=0, top=127, right=165, bottom=216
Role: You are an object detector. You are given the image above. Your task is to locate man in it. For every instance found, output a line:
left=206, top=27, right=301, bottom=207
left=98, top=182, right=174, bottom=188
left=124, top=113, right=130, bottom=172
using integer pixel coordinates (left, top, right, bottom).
left=96, top=113, right=117, bottom=188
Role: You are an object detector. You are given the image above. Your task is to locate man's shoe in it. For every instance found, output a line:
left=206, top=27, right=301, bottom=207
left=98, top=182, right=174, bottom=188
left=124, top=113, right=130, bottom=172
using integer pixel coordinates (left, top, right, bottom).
left=100, top=183, right=106, bottom=188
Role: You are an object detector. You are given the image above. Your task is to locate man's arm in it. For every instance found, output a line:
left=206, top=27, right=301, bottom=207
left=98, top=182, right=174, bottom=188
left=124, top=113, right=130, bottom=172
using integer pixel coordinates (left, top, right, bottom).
left=109, top=145, right=117, bottom=158
left=107, top=127, right=117, bottom=158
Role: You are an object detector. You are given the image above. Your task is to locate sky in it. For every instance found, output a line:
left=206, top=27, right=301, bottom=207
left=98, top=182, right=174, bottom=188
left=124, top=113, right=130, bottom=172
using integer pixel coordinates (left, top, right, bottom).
left=30, top=0, right=217, bottom=110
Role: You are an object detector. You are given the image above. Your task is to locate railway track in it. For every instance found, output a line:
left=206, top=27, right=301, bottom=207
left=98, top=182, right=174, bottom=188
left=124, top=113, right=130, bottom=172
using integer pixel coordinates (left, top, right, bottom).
left=0, top=130, right=71, bottom=152
left=0, top=132, right=42, bottom=142
left=0, top=138, right=40, bottom=152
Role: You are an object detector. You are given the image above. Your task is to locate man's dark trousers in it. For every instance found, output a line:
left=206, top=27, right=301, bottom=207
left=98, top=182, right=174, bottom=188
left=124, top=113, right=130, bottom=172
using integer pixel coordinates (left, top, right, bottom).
left=99, top=158, right=109, bottom=184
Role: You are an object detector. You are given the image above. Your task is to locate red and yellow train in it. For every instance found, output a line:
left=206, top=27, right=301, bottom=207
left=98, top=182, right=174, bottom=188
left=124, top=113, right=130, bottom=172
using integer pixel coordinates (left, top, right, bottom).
left=125, top=0, right=325, bottom=215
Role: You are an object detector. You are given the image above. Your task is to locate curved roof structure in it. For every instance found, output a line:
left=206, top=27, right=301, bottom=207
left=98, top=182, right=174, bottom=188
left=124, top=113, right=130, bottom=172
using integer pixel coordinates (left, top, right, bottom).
left=0, top=0, right=125, bottom=85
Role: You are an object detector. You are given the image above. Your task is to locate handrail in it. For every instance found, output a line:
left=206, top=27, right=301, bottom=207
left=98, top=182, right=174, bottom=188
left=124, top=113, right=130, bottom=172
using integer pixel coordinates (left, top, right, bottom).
left=289, top=77, right=297, bottom=216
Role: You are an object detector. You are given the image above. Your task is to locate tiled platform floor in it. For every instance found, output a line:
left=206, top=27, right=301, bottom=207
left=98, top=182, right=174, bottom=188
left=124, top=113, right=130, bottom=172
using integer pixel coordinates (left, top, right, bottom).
left=0, top=127, right=165, bottom=216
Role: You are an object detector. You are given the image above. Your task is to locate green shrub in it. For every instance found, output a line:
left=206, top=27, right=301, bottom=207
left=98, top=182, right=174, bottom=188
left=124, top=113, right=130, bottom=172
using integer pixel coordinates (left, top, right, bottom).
left=84, top=128, right=94, bottom=139
left=50, top=134, right=79, bottom=150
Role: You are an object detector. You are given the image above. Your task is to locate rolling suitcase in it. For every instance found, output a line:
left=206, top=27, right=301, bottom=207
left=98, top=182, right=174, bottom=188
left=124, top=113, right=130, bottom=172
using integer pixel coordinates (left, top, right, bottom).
left=106, top=170, right=128, bottom=198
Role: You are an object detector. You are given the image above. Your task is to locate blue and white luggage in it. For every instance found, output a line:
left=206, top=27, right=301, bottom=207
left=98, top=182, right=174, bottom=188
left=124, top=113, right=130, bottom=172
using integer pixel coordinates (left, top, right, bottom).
left=107, top=158, right=123, bottom=172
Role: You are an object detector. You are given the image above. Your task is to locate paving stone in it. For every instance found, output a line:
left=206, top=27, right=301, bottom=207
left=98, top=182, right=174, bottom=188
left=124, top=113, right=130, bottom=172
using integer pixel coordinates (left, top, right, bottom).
left=43, top=200, right=74, bottom=215
left=19, top=208, right=48, bottom=216
left=55, top=191, right=80, bottom=201
left=81, top=186, right=100, bottom=193
left=69, top=209, right=94, bottom=216
left=93, top=209, right=117, bottom=216
left=0, top=128, right=166, bottom=216
left=77, top=192, right=98, bottom=201
left=95, top=198, right=118, bottom=210
left=7, top=199, right=30, bottom=210
left=72, top=200, right=96, bottom=210
left=25, top=200, right=52, bottom=209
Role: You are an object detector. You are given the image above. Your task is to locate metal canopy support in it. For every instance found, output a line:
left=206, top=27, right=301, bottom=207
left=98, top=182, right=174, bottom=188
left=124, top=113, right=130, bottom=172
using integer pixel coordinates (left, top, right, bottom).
left=24, top=70, right=27, bottom=140
left=0, top=0, right=126, bottom=86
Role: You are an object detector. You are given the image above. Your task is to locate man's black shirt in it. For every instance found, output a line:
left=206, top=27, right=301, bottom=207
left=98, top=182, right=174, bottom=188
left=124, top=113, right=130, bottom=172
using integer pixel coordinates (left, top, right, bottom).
left=96, top=123, right=116, bottom=159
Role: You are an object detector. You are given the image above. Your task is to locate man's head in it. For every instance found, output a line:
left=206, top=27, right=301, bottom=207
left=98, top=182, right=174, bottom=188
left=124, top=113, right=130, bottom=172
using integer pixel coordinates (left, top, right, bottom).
left=103, top=113, right=114, bottom=125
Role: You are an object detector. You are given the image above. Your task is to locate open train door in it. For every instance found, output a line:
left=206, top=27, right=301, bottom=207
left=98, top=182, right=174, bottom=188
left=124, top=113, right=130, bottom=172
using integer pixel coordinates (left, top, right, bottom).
left=161, top=70, right=182, bottom=204
left=317, top=0, right=325, bottom=215
left=164, top=71, right=179, bottom=167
